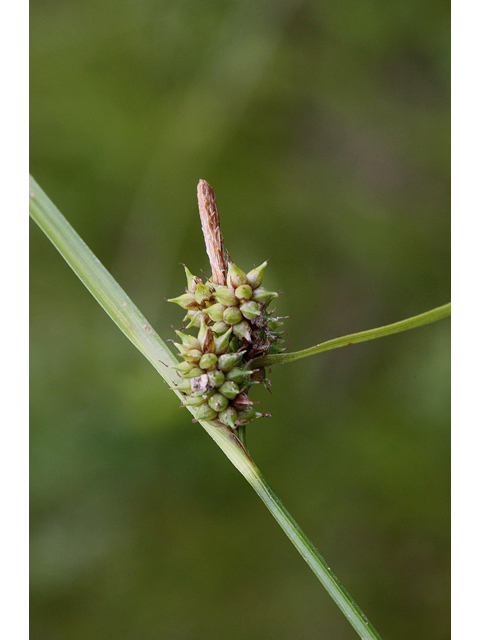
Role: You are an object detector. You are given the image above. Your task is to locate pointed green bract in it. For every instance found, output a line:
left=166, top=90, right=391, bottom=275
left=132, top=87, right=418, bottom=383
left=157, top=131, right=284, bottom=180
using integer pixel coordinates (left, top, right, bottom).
left=184, top=265, right=198, bottom=294
left=182, top=366, right=204, bottom=379
left=185, top=310, right=206, bottom=328
left=214, top=327, right=233, bottom=354
left=204, top=302, right=226, bottom=323
left=240, top=301, right=261, bottom=319
left=175, top=330, right=201, bottom=351
left=225, top=367, right=254, bottom=384
left=246, top=260, right=268, bottom=289
left=174, top=379, right=194, bottom=393
left=170, top=360, right=194, bottom=373
left=168, top=292, right=197, bottom=309
left=251, top=287, right=278, bottom=305
left=198, top=318, right=215, bottom=352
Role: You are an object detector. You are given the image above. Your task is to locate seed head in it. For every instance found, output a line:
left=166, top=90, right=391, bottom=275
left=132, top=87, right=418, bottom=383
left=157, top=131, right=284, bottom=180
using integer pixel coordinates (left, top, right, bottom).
left=168, top=243, right=285, bottom=431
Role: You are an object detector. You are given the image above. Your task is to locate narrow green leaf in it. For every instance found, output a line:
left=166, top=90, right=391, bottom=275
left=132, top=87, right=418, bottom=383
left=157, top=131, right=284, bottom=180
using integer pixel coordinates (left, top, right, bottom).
left=257, top=303, right=451, bottom=367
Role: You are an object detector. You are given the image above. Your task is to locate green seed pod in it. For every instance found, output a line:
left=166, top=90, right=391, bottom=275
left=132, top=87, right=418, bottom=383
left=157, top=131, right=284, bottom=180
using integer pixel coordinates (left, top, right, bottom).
left=173, top=379, right=193, bottom=393
left=214, top=286, right=238, bottom=307
left=246, top=260, right=268, bottom=289
left=185, top=310, right=207, bottom=329
left=197, top=319, right=215, bottom=352
left=239, top=301, right=261, bottom=319
left=172, top=341, right=190, bottom=358
left=234, top=284, right=253, bottom=301
left=213, top=327, right=233, bottom=355
left=195, top=403, right=218, bottom=421
left=225, top=367, right=254, bottom=384
left=175, top=330, right=201, bottom=351
left=223, top=306, right=243, bottom=325
left=181, top=394, right=208, bottom=407
left=218, top=380, right=240, bottom=400
left=170, top=360, right=195, bottom=373
left=194, top=282, right=213, bottom=305
left=182, top=349, right=203, bottom=364
left=208, top=393, right=229, bottom=413
left=251, top=287, right=279, bottom=306
left=218, top=406, right=238, bottom=429
left=207, top=369, right=225, bottom=388
left=232, top=320, right=252, bottom=341
left=227, top=336, right=240, bottom=352
left=183, top=265, right=199, bottom=294
left=182, top=366, right=205, bottom=379
left=204, top=302, right=226, bottom=323
left=236, top=408, right=265, bottom=423
left=211, top=321, right=230, bottom=335
left=217, top=351, right=245, bottom=371
left=199, top=353, right=218, bottom=370
left=227, top=263, right=248, bottom=288
left=168, top=293, right=197, bottom=310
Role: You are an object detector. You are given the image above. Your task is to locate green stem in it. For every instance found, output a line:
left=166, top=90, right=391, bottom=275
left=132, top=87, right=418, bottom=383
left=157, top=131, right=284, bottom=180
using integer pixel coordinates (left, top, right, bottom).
left=199, top=423, right=383, bottom=640
left=30, top=174, right=383, bottom=639
left=257, top=303, right=451, bottom=367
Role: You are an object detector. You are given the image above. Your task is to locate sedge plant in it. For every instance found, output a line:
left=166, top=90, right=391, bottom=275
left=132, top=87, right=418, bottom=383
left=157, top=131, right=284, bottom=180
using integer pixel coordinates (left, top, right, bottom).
left=29, top=174, right=450, bottom=640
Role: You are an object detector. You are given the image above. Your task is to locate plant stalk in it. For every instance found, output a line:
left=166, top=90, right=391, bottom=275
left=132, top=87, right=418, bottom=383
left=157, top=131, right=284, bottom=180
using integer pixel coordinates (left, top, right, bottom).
left=30, top=174, right=389, bottom=639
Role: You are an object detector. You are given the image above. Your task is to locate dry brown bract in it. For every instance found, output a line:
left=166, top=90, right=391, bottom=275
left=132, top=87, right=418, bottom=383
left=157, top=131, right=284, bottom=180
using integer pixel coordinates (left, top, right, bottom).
left=197, top=180, right=228, bottom=286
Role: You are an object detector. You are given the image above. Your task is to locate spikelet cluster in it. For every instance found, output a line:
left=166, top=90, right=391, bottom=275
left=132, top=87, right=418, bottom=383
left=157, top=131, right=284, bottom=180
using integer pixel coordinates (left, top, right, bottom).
left=168, top=261, right=284, bottom=429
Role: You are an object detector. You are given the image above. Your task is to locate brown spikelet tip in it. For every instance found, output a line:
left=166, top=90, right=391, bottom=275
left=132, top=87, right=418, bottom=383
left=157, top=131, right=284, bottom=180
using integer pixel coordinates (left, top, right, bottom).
left=197, top=180, right=228, bottom=286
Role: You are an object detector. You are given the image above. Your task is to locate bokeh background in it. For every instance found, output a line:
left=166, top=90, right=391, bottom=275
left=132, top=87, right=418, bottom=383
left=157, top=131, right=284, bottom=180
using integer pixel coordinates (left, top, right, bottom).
left=30, top=1, right=450, bottom=638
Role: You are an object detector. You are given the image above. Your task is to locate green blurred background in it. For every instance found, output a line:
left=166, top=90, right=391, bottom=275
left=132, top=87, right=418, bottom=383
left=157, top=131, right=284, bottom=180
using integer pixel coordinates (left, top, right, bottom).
left=30, top=1, right=450, bottom=638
